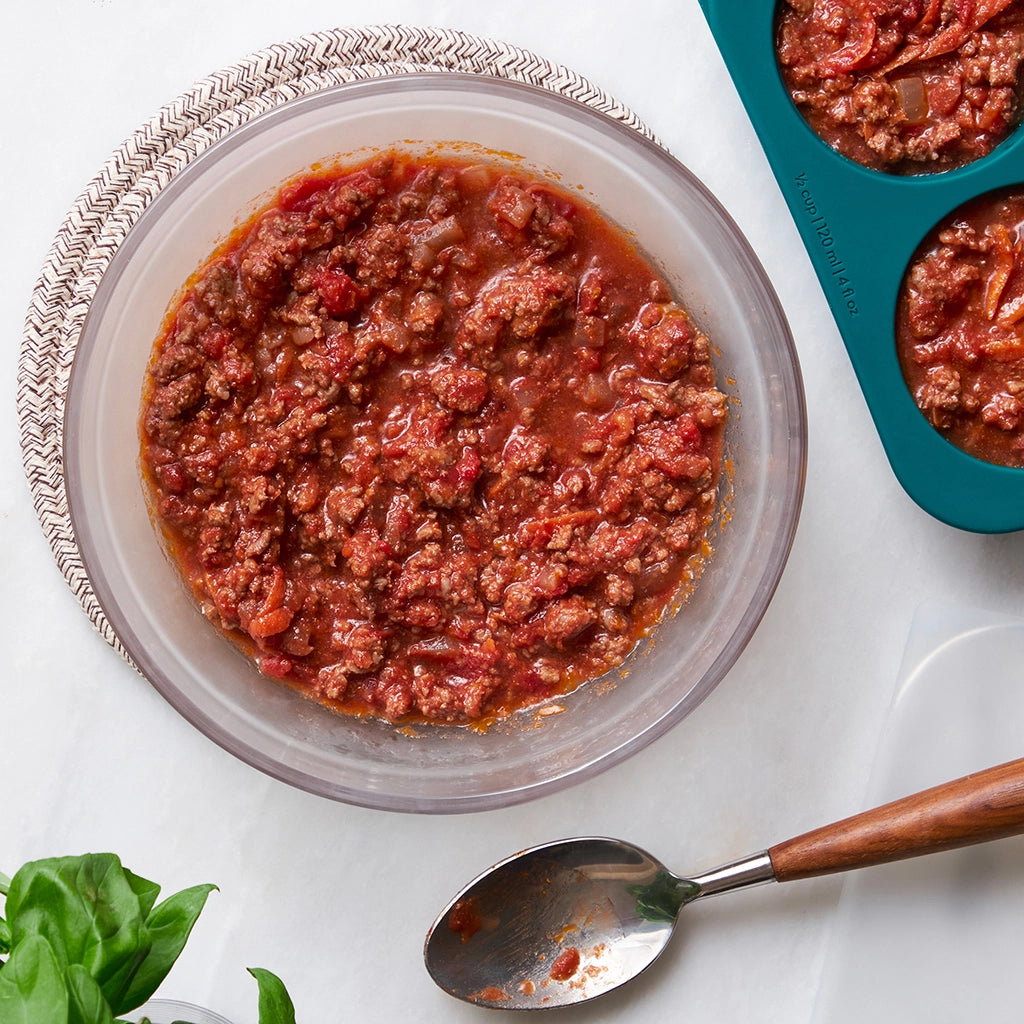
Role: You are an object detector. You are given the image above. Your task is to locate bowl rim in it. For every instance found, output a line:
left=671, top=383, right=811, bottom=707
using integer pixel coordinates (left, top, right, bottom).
left=64, top=71, right=807, bottom=813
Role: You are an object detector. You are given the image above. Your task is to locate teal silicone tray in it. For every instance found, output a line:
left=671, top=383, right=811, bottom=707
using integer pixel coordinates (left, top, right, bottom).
left=700, top=1, right=1024, bottom=533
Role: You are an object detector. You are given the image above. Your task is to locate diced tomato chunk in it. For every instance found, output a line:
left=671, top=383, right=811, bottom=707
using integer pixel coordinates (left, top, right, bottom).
left=312, top=267, right=363, bottom=317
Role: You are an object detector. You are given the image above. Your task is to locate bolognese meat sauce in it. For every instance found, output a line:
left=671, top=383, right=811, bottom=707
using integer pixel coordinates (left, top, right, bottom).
left=141, top=153, right=727, bottom=723
left=777, top=0, right=1024, bottom=174
left=898, top=189, right=1024, bottom=466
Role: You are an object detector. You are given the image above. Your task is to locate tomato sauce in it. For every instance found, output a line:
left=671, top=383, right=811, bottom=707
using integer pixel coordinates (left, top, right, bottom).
left=548, top=947, right=581, bottom=981
left=776, top=0, right=1024, bottom=174
left=898, top=188, right=1024, bottom=466
left=140, top=153, right=727, bottom=724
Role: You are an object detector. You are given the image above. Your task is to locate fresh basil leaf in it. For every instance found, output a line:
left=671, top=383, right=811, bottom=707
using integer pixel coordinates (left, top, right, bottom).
left=248, top=967, right=295, bottom=1024
left=0, top=933, right=69, bottom=1024
left=1, top=868, right=11, bottom=955
left=6, top=855, right=152, bottom=1003
left=123, top=872, right=162, bottom=923
left=67, top=964, right=115, bottom=1024
left=111, top=884, right=216, bottom=1015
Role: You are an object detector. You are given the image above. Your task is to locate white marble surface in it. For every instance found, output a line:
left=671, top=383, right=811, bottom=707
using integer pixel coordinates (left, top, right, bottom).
left=813, top=602, right=1024, bottom=1023
left=4, top=2, right=1024, bottom=1022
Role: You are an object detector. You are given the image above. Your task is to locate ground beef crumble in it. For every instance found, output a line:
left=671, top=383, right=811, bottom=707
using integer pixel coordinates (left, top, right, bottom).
left=140, top=153, right=727, bottom=724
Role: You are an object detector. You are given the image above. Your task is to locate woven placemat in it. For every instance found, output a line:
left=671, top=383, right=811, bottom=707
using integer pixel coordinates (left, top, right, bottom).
left=16, top=25, right=658, bottom=663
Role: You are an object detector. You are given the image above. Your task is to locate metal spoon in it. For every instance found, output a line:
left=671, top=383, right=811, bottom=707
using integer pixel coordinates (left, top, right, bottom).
left=425, top=756, right=1024, bottom=1010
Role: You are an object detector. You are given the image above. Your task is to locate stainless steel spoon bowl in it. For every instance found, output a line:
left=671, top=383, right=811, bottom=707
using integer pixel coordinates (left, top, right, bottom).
left=424, top=756, right=1024, bottom=1010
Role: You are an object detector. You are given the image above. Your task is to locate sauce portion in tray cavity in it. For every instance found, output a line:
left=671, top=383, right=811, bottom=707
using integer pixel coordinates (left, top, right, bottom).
left=140, top=153, right=727, bottom=724
left=898, top=188, right=1024, bottom=466
left=776, top=0, right=1024, bottom=175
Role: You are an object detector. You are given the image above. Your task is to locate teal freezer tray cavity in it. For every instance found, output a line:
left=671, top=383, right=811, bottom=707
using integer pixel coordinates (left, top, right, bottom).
left=700, top=1, right=1024, bottom=534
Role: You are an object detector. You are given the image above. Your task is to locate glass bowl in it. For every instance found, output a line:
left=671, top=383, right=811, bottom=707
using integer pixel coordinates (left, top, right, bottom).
left=126, top=1000, right=233, bottom=1024
left=64, top=73, right=806, bottom=813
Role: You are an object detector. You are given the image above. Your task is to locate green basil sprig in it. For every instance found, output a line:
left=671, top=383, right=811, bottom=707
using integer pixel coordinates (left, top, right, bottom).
left=0, top=854, right=295, bottom=1024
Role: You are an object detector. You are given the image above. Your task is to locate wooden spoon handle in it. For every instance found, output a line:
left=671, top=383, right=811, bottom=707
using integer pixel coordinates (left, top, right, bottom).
left=769, top=756, right=1024, bottom=882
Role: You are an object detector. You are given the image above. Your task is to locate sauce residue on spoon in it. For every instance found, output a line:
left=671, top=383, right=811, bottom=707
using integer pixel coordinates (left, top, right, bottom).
left=549, top=946, right=581, bottom=981
left=446, top=897, right=483, bottom=943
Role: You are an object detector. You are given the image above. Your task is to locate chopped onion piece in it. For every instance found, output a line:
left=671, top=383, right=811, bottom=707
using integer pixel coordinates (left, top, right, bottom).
left=457, top=164, right=492, bottom=191
left=419, top=216, right=466, bottom=252
left=894, top=77, right=928, bottom=123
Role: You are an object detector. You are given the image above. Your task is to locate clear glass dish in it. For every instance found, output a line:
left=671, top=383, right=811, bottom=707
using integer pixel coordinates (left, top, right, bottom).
left=126, top=1000, right=233, bottom=1024
left=64, top=73, right=806, bottom=813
